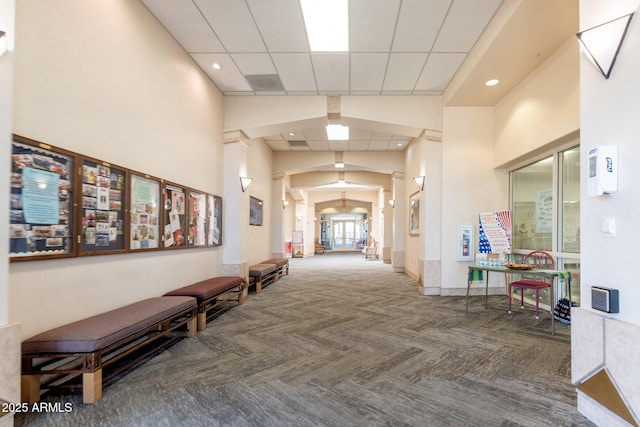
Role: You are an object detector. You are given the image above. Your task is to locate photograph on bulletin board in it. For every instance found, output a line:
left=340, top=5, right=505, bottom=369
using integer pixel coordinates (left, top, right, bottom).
left=79, top=158, right=126, bottom=255
left=207, top=194, right=222, bottom=246
left=187, top=189, right=207, bottom=247
left=162, top=182, right=187, bottom=248
left=130, top=173, right=161, bottom=250
left=10, top=136, right=75, bottom=260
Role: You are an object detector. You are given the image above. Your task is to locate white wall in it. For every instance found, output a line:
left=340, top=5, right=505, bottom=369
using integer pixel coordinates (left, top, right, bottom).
left=11, top=0, right=225, bottom=339
left=573, top=1, right=640, bottom=423
left=0, top=0, right=15, bottom=325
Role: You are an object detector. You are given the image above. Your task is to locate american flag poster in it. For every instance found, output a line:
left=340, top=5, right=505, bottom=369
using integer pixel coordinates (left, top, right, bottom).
left=478, top=210, right=512, bottom=253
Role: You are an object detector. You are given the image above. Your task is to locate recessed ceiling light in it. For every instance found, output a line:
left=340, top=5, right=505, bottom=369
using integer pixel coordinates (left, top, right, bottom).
left=335, top=162, right=345, bottom=169
left=485, top=79, right=499, bottom=87
left=300, top=0, right=349, bottom=51
left=397, top=143, right=403, bottom=146
left=212, top=62, right=222, bottom=70
left=288, top=132, right=295, bottom=136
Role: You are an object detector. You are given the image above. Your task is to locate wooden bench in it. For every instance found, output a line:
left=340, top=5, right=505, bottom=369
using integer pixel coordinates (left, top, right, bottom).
left=21, top=296, right=197, bottom=404
left=164, top=276, right=247, bottom=331
left=248, top=263, right=278, bottom=293
left=261, top=258, right=289, bottom=279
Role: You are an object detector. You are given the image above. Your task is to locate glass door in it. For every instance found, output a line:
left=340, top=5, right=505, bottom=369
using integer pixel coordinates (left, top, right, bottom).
left=332, top=220, right=356, bottom=251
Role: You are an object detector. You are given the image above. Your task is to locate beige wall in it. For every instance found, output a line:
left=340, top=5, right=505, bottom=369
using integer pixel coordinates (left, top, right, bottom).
left=493, top=38, right=580, bottom=167
left=441, top=107, right=507, bottom=294
left=403, top=139, right=423, bottom=279
left=11, top=0, right=225, bottom=339
left=246, top=139, right=274, bottom=265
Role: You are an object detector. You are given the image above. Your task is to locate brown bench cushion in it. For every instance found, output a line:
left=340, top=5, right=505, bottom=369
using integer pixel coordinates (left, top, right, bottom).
left=22, top=296, right=196, bottom=354
left=164, top=276, right=244, bottom=301
left=262, top=258, right=288, bottom=267
left=249, top=263, right=277, bottom=277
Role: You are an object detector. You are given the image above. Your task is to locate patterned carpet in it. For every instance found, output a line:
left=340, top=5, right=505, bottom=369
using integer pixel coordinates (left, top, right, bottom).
left=16, top=253, right=593, bottom=427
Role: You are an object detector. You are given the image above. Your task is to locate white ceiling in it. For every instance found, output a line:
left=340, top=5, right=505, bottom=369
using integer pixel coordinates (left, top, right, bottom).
left=141, top=0, right=578, bottom=152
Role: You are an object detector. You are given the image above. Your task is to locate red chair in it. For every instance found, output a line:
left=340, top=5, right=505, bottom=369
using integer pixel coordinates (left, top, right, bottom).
left=508, top=251, right=555, bottom=319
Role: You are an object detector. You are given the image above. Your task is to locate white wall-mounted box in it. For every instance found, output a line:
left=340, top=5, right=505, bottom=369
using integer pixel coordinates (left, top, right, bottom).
left=587, top=145, right=618, bottom=197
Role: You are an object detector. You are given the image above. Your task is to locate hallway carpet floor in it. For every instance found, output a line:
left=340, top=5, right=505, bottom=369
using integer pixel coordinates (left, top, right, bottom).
left=16, top=253, right=593, bottom=426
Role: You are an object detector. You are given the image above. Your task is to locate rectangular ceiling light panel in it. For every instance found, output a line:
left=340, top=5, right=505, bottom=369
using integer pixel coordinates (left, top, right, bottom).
left=300, top=0, right=349, bottom=51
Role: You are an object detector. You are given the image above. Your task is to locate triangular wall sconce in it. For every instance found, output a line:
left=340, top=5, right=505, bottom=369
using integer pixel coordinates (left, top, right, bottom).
left=576, top=12, right=634, bottom=79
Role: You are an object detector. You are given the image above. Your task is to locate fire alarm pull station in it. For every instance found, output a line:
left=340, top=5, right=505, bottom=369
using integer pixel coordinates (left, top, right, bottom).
left=588, top=145, right=617, bottom=197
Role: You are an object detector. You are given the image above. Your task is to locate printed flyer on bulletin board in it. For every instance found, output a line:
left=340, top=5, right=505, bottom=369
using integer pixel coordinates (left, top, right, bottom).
left=478, top=210, right=512, bottom=253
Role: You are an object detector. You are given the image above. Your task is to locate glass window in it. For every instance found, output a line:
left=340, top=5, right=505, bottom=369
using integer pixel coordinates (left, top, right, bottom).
left=511, top=157, right=553, bottom=251
left=560, top=147, right=580, bottom=253
left=510, top=146, right=581, bottom=307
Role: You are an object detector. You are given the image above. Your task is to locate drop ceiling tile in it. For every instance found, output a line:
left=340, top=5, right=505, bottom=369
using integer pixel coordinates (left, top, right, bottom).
left=311, top=53, right=350, bottom=92
left=287, top=91, right=321, bottom=96
left=246, top=0, right=308, bottom=52
left=306, top=140, right=331, bottom=151
left=348, top=128, right=373, bottom=139
left=194, top=0, right=266, bottom=52
left=351, top=53, right=388, bottom=92
left=433, top=0, right=502, bottom=52
left=368, top=140, right=391, bottom=150
left=141, top=0, right=225, bottom=52
left=370, top=132, right=393, bottom=140
left=231, top=53, right=276, bottom=75
left=271, top=53, right=316, bottom=92
left=348, top=140, right=371, bottom=151
left=263, top=134, right=285, bottom=141
left=328, top=141, right=350, bottom=151
left=350, top=0, right=400, bottom=52
left=304, top=128, right=328, bottom=140
left=265, top=140, right=291, bottom=151
left=415, top=53, right=466, bottom=91
left=382, top=53, right=427, bottom=91
left=392, top=0, right=450, bottom=52
left=190, top=53, right=252, bottom=92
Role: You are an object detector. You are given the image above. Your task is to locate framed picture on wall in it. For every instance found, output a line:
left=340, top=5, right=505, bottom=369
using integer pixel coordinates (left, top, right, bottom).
left=129, top=173, right=161, bottom=250
left=409, top=191, right=420, bottom=236
left=187, top=188, right=207, bottom=247
left=249, top=196, right=263, bottom=226
left=206, top=193, right=222, bottom=246
left=162, top=182, right=188, bottom=248
left=10, top=135, right=76, bottom=261
left=78, top=157, right=127, bottom=255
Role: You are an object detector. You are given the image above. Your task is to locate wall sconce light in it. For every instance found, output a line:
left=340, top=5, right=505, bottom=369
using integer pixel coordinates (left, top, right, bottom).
left=296, top=215, right=302, bottom=221
left=0, top=31, right=7, bottom=57
left=282, top=200, right=290, bottom=209
left=240, top=177, right=253, bottom=192
left=414, top=176, right=425, bottom=191
left=576, top=12, right=634, bottom=79
left=388, top=199, right=395, bottom=208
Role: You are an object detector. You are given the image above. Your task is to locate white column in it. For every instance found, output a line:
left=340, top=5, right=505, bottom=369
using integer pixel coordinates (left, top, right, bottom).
left=391, top=172, right=405, bottom=272
left=421, top=138, right=443, bottom=295
left=271, top=172, right=286, bottom=258
left=381, top=188, right=393, bottom=264
left=0, top=1, right=20, bottom=419
left=222, top=131, right=250, bottom=277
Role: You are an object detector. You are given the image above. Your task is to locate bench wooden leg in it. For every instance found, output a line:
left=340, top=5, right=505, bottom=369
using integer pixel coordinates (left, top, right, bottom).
left=197, top=312, right=206, bottom=331
left=21, top=374, right=41, bottom=404
left=256, top=279, right=262, bottom=293
left=83, top=369, right=102, bottom=404
left=187, top=316, right=197, bottom=337
left=239, top=281, right=247, bottom=305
